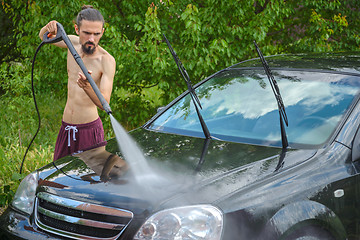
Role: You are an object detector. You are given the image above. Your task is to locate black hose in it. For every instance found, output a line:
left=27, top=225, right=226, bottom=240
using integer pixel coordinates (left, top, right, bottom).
left=19, top=41, right=45, bottom=174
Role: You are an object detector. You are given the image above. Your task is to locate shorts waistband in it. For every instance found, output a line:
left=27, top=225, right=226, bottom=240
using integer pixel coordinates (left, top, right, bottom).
left=61, top=117, right=102, bottom=129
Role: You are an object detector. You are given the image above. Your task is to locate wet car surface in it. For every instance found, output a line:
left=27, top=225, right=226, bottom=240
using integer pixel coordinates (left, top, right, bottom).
left=2, top=52, right=360, bottom=239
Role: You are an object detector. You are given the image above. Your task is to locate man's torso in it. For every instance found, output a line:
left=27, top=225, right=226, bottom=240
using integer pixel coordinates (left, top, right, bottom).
left=63, top=37, right=106, bottom=124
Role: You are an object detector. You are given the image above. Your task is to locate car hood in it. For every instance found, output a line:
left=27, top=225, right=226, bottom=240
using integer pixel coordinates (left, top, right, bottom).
left=38, top=128, right=317, bottom=213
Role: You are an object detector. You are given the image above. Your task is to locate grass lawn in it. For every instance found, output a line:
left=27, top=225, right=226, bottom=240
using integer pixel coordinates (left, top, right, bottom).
left=0, top=92, right=64, bottom=207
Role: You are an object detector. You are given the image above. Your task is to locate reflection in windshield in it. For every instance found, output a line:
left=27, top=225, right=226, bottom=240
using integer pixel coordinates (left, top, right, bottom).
left=148, top=69, right=360, bottom=148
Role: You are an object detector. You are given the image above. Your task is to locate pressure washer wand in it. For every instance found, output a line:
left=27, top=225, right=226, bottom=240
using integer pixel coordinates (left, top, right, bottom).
left=42, top=22, right=112, bottom=114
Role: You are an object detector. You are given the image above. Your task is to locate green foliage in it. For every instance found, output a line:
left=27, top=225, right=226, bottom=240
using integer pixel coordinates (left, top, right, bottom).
left=0, top=1, right=18, bottom=62
left=0, top=143, right=52, bottom=207
left=0, top=61, right=30, bottom=96
left=2, top=0, right=360, bottom=128
left=0, top=185, right=15, bottom=207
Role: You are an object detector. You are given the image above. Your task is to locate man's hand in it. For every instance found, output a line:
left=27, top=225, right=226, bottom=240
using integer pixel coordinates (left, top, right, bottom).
left=39, top=20, right=71, bottom=48
left=77, top=70, right=92, bottom=90
left=45, top=20, right=58, bottom=38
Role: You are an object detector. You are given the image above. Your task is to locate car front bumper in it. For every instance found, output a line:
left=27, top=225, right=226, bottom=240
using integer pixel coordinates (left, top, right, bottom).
left=0, top=207, right=56, bottom=240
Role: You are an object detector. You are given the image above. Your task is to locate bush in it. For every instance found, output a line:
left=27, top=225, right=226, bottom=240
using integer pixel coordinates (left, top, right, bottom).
left=0, top=143, right=53, bottom=208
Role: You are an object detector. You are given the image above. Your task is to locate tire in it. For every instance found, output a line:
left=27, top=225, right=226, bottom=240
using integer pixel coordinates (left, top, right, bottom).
left=283, top=224, right=336, bottom=240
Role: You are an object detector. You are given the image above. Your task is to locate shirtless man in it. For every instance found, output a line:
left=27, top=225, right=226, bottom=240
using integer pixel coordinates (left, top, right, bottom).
left=39, top=5, right=116, bottom=160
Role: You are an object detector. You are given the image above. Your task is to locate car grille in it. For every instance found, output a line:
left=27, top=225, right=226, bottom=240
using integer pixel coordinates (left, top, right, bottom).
left=35, top=192, right=133, bottom=240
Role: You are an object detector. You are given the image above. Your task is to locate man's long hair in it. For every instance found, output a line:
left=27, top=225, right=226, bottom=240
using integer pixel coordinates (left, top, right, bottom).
left=76, top=5, right=104, bottom=28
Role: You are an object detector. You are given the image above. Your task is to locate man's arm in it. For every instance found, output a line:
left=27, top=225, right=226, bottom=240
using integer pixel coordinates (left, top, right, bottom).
left=77, top=54, right=116, bottom=110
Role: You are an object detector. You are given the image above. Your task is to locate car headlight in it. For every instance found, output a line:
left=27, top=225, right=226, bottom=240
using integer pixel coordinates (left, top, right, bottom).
left=11, top=171, right=39, bottom=215
left=134, top=205, right=223, bottom=240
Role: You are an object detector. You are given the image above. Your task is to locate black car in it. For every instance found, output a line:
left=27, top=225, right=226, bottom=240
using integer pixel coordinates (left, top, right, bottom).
left=2, top=52, right=360, bottom=240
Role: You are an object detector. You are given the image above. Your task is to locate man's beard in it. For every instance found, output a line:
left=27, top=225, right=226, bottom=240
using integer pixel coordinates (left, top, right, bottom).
left=82, top=41, right=96, bottom=55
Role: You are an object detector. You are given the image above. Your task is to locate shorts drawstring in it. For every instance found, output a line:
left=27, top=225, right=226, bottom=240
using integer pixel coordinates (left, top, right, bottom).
left=65, top=126, right=78, bottom=147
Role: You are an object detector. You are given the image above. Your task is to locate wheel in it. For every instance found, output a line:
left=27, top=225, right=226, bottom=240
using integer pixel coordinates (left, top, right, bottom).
left=283, top=224, right=336, bottom=240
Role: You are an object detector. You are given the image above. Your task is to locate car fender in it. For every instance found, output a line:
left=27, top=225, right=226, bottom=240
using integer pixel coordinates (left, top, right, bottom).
left=261, top=200, right=347, bottom=240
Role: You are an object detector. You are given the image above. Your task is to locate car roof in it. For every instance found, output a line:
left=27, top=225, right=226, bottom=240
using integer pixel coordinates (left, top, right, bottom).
left=229, top=51, right=360, bottom=76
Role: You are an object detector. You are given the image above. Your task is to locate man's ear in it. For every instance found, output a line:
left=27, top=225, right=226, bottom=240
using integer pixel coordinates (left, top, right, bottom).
left=74, top=24, right=80, bottom=35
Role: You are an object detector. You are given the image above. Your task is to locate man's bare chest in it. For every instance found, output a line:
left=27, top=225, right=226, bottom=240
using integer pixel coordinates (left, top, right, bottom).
left=67, top=51, right=103, bottom=83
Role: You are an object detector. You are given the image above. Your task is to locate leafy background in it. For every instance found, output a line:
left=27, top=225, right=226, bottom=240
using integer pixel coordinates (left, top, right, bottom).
left=0, top=0, right=359, bottom=208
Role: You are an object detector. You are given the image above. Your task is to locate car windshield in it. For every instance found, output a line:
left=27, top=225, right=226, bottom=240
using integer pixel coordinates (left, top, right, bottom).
left=147, top=69, right=360, bottom=148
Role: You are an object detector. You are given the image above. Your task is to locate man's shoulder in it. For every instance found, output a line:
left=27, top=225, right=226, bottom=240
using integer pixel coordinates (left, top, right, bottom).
left=68, top=35, right=80, bottom=45
left=99, top=47, right=116, bottom=64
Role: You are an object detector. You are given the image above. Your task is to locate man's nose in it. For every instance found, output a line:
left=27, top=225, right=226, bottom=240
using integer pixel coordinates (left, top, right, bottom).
left=88, top=34, right=95, bottom=42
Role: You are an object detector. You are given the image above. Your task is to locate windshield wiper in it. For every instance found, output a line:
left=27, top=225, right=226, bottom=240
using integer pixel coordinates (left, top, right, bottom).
left=163, top=34, right=211, bottom=139
left=254, top=41, right=289, bottom=149
left=195, top=138, right=211, bottom=172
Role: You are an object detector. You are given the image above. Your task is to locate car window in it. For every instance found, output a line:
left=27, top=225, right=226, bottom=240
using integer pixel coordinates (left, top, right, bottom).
left=147, top=69, right=360, bottom=148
